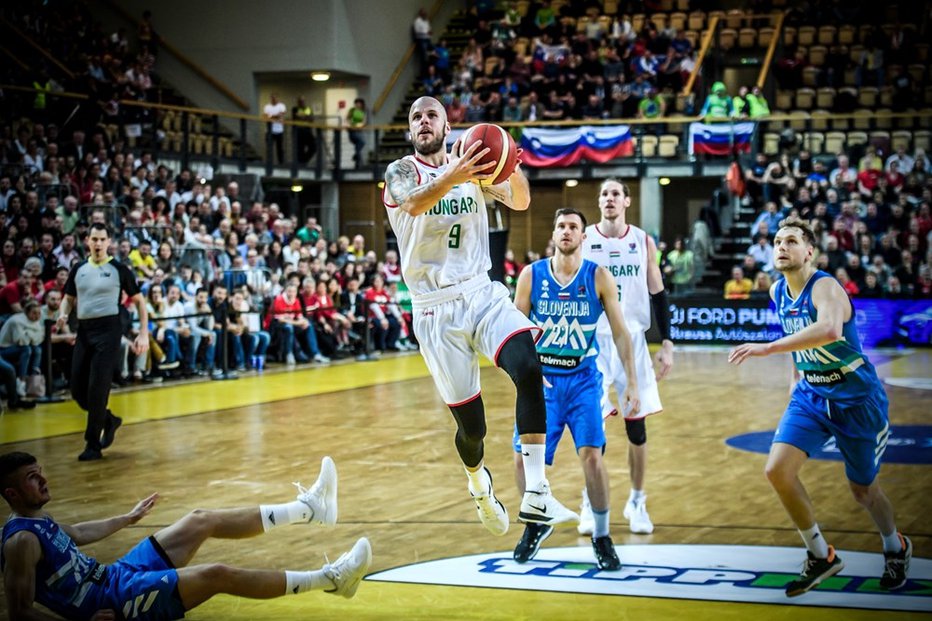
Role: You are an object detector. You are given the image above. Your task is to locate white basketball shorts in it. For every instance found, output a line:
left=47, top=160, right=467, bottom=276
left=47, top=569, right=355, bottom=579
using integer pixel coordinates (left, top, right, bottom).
left=412, top=275, right=539, bottom=405
left=595, top=328, right=662, bottom=420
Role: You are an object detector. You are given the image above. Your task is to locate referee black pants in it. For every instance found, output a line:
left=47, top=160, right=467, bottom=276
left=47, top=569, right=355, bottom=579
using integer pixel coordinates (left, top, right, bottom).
left=73, top=315, right=122, bottom=450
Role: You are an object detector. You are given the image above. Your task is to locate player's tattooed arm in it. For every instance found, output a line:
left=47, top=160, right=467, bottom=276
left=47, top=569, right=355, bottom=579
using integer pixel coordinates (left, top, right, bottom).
left=486, top=163, right=529, bottom=211
left=481, top=182, right=515, bottom=209
left=386, top=158, right=454, bottom=217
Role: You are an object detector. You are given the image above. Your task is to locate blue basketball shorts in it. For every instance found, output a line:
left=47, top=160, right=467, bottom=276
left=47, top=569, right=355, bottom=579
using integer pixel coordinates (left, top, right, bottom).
left=514, top=364, right=605, bottom=465
left=774, top=385, right=890, bottom=486
left=94, top=536, right=187, bottom=621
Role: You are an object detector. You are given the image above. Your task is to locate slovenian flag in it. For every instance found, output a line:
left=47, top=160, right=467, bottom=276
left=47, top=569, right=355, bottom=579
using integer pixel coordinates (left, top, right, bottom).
left=519, top=126, right=634, bottom=167
left=688, top=122, right=755, bottom=155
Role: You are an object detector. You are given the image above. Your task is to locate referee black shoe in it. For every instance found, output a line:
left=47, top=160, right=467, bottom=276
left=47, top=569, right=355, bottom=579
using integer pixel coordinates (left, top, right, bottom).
left=78, top=447, right=103, bottom=461
left=513, top=522, right=553, bottom=563
left=592, top=535, right=622, bottom=570
left=100, top=412, right=123, bottom=449
left=785, top=546, right=844, bottom=597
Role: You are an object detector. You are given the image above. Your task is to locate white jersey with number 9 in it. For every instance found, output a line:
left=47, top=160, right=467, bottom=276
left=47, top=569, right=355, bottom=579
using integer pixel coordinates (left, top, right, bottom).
left=383, top=155, right=492, bottom=298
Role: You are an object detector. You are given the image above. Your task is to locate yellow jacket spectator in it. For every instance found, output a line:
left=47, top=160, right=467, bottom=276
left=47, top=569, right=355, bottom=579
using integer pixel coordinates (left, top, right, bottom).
left=724, top=266, right=753, bottom=300
left=745, top=86, right=770, bottom=118
left=129, top=240, right=157, bottom=279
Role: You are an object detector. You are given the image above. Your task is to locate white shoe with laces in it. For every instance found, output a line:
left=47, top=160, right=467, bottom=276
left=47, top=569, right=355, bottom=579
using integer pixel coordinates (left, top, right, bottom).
left=624, top=496, right=654, bottom=534
left=577, top=488, right=594, bottom=536
left=469, top=467, right=509, bottom=536
left=323, top=537, right=372, bottom=598
left=294, top=456, right=338, bottom=526
left=518, top=480, right=579, bottom=526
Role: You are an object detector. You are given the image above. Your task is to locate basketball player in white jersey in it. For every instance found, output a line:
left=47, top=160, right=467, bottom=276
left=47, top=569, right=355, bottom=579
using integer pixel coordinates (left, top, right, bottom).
left=580, top=179, right=674, bottom=534
left=382, top=96, right=577, bottom=536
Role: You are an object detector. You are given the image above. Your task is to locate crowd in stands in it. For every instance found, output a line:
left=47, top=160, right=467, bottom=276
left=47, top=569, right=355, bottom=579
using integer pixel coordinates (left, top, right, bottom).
left=0, top=117, right=423, bottom=410
left=419, top=1, right=701, bottom=126
left=724, top=142, right=931, bottom=300
left=773, top=14, right=923, bottom=113
left=3, top=1, right=163, bottom=136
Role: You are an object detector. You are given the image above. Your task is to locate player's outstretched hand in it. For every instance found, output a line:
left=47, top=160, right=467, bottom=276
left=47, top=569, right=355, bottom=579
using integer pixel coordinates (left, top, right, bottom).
left=728, top=343, right=770, bottom=365
left=448, top=136, right=495, bottom=185
left=126, top=492, right=159, bottom=524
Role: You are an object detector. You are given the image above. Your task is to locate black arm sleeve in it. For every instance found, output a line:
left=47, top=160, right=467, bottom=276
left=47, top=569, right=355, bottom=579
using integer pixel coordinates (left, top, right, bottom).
left=117, top=262, right=140, bottom=296
left=63, top=261, right=83, bottom=297
left=650, top=289, right=672, bottom=342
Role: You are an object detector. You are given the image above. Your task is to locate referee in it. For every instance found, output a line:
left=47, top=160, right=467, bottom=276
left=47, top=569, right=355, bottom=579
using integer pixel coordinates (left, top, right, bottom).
left=57, top=223, right=149, bottom=461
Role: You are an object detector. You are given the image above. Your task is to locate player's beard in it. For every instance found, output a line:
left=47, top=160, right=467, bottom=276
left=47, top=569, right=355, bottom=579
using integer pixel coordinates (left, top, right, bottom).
left=414, top=129, right=447, bottom=156
left=557, top=240, right=580, bottom=255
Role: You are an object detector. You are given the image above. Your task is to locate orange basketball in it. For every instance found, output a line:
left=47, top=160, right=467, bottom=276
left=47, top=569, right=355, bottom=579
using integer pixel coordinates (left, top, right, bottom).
left=455, top=123, right=518, bottom=186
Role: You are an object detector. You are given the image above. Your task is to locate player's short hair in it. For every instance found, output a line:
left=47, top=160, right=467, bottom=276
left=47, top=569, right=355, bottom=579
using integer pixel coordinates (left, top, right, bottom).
left=600, top=178, right=631, bottom=198
left=553, top=207, right=587, bottom=228
left=0, top=452, right=36, bottom=501
left=778, top=216, right=816, bottom=246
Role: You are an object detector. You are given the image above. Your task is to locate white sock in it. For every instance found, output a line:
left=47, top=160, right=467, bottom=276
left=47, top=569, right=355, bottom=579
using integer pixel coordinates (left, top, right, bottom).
left=464, top=464, right=490, bottom=495
left=629, top=489, right=646, bottom=503
left=284, top=569, right=333, bottom=595
left=593, top=509, right=610, bottom=538
left=881, top=530, right=903, bottom=553
left=260, top=500, right=316, bottom=532
left=521, top=444, right=546, bottom=491
left=799, top=524, right=830, bottom=558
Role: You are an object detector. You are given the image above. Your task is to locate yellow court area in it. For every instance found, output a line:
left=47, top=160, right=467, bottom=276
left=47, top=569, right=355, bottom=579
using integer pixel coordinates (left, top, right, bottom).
left=1, top=348, right=930, bottom=620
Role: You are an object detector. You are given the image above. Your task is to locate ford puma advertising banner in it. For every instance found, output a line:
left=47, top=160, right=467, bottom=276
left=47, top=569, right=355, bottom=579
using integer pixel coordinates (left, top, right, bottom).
left=660, top=297, right=932, bottom=347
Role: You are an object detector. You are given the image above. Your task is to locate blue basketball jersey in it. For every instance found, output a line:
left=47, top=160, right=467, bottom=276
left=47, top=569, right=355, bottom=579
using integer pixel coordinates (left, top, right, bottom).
left=775, top=270, right=884, bottom=401
left=2, top=515, right=101, bottom=619
left=529, top=258, right=602, bottom=375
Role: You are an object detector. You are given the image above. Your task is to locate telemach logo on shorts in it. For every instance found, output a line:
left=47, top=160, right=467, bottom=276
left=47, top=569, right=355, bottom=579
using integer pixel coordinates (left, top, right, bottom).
left=367, top=545, right=931, bottom=612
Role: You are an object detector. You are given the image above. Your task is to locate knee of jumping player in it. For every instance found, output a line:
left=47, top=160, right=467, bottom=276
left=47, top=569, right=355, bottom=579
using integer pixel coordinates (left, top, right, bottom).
left=455, top=417, right=486, bottom=445
left=497, top=332, right=541, bottom=388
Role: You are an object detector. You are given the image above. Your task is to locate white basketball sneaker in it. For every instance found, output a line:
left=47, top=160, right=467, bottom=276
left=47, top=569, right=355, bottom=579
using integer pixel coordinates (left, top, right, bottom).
left=519, top=480, right=579, bottom=526
left=624, top=496, right=654, bottom=534
left=323, top=537, right=372, bottom=599
left=577, top=488, right=594, bottom=536
left=468, top=467, right=509, bottom=536
left=294, top=456, right=338, bottom=526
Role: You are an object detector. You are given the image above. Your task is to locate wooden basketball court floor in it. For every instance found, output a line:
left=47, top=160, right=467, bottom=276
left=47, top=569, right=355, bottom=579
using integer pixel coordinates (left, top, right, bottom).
left=1, top=348, right=930, bottom=620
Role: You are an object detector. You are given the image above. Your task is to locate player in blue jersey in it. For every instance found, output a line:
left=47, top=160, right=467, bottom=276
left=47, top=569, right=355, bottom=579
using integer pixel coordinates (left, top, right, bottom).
left=729, top=218, right=911, bottom=597
left=1, top=452, right=371, bottom=621
left=511, top=208, right=641, bottom=569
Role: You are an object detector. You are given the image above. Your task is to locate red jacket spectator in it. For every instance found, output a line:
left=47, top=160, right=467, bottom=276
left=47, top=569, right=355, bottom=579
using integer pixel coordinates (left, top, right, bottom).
left=265, top=289, right=304, bottom=330
left=0, top=277, right=34, bottom=315
left=857, top=168, right=881, bottom=196
left=364, top=282, right=392, bottom=320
